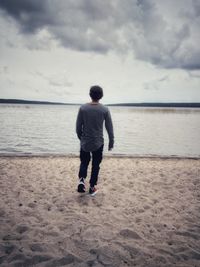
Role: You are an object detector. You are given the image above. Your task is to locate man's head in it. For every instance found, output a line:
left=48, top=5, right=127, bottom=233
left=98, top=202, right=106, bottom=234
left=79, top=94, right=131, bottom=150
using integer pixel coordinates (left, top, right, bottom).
left=89, top=85, right=103, bottom=101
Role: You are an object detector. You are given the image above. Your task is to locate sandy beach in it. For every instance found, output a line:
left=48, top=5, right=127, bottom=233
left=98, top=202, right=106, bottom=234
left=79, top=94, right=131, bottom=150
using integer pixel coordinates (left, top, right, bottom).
left=0, top=156, right=200, bottom=267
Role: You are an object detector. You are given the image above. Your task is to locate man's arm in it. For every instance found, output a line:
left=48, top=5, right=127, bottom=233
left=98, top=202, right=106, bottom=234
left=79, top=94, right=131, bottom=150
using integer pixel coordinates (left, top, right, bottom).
left=105, top=109, right=114, bottom=151
left=76, top=107, right=83, bottom=140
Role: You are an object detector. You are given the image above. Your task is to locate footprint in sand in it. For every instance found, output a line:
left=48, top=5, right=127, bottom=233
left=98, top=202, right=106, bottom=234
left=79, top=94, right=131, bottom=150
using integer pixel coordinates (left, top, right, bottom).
left=82, top=224, right=114, bottom=241
left=28, top=202, right=37, bottom=208
left=30, top=243, right=44, bottom=252
left=119, top=229, right=142, bottom=239
left=0, top=244, right=16, bottom=265
left=44, top=253, right=81, bottom=267
left=8, top=253, right=27, bottom=263
left=15, top=225, right=29, bottom=234
left=0, top=244, right=16, bottom=255
left=8, top=254, right=53, bottom=267
left=122, top=244, right=141, bottom=258
left=143, top=205, right=151, bottom=210
left=81, top=224, right=103, bottom=240
left=90, top=245, right=123, bottom=266
left=0, top=209, right=5, bottom=217
left=2, top=234, right=22, bottom=241
left=174, top=230, right=200, bottom=240
left=0, top=255, right=6, bottom=265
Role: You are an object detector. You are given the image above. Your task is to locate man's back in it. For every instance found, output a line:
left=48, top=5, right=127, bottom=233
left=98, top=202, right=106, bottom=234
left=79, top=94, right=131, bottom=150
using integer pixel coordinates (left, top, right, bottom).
left=76, top=103, right=114, bottom=152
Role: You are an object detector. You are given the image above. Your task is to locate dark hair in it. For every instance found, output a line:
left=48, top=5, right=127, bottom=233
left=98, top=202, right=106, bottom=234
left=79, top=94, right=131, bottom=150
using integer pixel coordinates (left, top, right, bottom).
left=89, top=85, right=103, bottom=101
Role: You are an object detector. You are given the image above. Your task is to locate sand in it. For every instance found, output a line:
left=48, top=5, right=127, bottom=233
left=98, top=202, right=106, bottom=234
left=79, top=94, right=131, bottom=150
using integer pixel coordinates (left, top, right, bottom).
left=0, top=156, right=200, bottom=267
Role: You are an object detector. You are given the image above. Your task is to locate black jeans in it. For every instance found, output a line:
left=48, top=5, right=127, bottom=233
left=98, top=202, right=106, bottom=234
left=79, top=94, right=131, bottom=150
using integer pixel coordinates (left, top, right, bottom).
left=78, top=145, right=104, bottom=187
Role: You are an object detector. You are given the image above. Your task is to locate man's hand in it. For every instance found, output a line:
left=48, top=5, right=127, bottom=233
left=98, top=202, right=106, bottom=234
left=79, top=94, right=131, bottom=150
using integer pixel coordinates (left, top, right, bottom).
left=108, top=140, right=114, bottom=151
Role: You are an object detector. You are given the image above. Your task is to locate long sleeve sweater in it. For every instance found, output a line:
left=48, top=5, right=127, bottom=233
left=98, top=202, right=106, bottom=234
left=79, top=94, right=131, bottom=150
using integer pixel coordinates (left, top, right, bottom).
left=76, top=103, right=114, bottom=152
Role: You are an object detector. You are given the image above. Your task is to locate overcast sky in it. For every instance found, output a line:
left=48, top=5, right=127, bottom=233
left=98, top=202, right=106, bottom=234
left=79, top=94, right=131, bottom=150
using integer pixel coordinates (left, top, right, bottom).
left=0, top=0, right=200, bottom=104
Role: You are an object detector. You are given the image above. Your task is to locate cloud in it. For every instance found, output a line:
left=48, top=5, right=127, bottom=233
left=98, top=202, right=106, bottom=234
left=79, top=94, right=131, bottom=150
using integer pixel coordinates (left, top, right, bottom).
left=0, top=66, right=9, bottom=74
left=33, top=71, right=73, bottom=88
left=0, top=0, right=47, bottom=33
left=48, top=79, right=72, bottom=88
left=144, top=75, right=169, bottom=90
left=0, top=0, right=199, bottom=70
left=187, top=70, right=200, bottom=78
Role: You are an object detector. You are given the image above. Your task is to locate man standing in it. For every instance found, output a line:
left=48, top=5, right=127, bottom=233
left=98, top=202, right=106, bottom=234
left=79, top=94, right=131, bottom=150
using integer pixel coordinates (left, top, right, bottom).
left=76, top=85, right=114, bottom=196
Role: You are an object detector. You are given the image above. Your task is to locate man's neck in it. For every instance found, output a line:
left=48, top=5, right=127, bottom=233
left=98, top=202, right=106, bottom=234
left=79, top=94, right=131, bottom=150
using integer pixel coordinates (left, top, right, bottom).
left=90, top=100, right=99, bottom=105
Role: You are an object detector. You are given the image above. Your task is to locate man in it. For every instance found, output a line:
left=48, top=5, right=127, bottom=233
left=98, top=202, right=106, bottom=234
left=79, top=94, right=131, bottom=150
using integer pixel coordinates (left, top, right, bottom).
left=76, top=85, right=114, bottom=196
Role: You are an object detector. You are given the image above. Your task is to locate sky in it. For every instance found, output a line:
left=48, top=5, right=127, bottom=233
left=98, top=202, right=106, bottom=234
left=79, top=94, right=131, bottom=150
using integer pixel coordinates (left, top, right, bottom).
left=0, top=0, right=200, bottom=104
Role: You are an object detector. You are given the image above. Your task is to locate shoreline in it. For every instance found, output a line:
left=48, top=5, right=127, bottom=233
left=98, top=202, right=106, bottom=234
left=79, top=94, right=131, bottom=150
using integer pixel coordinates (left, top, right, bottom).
left=0, top=153, right=200, bottom=159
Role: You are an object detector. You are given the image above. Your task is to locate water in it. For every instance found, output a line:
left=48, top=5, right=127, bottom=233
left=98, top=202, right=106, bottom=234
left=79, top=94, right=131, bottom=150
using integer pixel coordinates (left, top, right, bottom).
left=0, top=104, right=200, bottom=157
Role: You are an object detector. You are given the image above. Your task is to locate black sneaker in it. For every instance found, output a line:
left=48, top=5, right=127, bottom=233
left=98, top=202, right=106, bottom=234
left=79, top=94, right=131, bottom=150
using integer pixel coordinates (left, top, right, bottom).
left=89, top=186, right=98, bottom=196
left=77, top=178, right=85, bottom=193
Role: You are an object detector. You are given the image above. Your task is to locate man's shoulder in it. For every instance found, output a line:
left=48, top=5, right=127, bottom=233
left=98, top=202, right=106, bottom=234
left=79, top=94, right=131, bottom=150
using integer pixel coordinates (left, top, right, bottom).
left=80, top=103, right=89, bottom=110
left=99, top=103, right=108, bottom=110
left=80, top=103, right=108, bottom=111
left=98, top=104, right=110, bottom=115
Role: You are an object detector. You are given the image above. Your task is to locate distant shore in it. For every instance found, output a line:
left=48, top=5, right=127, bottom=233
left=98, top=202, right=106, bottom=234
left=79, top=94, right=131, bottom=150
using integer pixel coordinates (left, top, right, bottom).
left=0, top=99, right=79, bottom=106
left=1, top=98, right=200, bottom=108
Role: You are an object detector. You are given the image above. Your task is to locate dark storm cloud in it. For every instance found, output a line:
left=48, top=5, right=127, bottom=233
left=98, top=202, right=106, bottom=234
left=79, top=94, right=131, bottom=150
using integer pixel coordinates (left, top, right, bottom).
left=0, top=0, right=199, bottom=70
left=0, top=0, right=48, bottom=33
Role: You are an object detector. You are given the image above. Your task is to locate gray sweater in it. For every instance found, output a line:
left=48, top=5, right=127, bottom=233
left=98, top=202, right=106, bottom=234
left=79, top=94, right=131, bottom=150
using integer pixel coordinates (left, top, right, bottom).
left=76, top=103, right=114, bottom=152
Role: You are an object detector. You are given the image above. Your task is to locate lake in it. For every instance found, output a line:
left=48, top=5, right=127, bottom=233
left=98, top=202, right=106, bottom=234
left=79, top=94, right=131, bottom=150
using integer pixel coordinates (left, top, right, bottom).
left=0, top=104, right=200, bottom=157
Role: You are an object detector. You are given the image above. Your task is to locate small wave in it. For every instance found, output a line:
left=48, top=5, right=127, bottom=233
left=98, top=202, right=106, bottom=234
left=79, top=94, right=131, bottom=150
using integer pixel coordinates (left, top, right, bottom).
left=0, top=148, right=24, bottom=153
left=16, top=143, right=31, bottom=147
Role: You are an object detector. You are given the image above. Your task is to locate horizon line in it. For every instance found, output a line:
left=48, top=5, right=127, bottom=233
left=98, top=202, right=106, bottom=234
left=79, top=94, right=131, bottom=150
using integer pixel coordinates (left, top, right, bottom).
left=0, top=98, right=200, bottom=106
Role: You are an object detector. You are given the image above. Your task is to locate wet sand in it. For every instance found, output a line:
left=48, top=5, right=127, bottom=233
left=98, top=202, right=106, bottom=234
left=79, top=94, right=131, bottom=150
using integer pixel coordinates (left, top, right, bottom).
left=0, top=156, right=200, bottom=267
